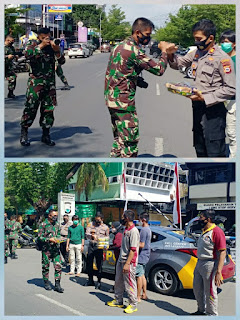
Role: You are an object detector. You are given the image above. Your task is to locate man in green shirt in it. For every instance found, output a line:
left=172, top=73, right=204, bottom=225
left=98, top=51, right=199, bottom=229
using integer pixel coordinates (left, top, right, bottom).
left=66, top=215, right=85, bottom=276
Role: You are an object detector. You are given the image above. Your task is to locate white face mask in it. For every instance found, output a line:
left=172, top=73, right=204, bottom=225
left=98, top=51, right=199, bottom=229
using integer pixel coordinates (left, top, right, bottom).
left=138, top=221, right=143, bottom=226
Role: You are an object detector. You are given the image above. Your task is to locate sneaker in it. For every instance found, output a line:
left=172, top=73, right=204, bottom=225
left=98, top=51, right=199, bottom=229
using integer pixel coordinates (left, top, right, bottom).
left=124, top=305, right=138, bottom=314
left=190, top=310, right=206, bottom=315
left=107, top=299, right=124, bottom=308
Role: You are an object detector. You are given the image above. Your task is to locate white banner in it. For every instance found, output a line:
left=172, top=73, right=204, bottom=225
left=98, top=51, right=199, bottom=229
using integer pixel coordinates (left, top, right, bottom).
left=197, top=202, right=236, bottom=211
left=58, top=192, right=75, bottom=223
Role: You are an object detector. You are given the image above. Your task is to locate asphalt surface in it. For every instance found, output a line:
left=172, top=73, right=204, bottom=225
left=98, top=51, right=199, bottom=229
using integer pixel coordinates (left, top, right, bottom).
left=5, top=249, right=236, bottom=316
left=5, top=50, right=196, bottom=158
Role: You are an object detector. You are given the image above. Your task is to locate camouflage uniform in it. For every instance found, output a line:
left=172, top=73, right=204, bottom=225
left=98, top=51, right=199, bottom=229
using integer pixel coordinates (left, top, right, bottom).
left=4, top=218, right=11, bottom=258
left=38, top=219, right=62, bottom=281
left=5, top=44, right=17, bottom=91
left=104, top=37, right=168, bottom=157
left=20, top=40, right=65, bottom=129
left=8, top=219, right=22, bottom=255
left=55, top=60, right=68, bottom=85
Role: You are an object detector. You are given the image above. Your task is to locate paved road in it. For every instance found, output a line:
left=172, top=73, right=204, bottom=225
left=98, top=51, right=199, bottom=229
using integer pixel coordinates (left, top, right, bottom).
left=5, top=51, right=196, bottom=158
left=5, top=249, right=235, bottom=316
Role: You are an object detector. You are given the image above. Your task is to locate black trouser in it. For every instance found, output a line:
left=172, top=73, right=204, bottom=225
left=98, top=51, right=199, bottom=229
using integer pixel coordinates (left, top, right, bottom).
left=192, top=101, right=227, bottom=157
left=60, top=239, right=68, bottom=263
left=87, top=242, right=103, bottom=282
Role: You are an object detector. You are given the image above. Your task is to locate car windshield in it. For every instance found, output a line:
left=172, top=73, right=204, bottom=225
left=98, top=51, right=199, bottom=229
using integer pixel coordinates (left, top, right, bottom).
left=70, top=44, right=81, bottom=49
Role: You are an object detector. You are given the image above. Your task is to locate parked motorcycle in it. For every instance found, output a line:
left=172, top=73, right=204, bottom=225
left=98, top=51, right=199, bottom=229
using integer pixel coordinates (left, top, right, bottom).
left=13, top=56, right=30, bottom=73
left=18, top=225, right=37, bottom=248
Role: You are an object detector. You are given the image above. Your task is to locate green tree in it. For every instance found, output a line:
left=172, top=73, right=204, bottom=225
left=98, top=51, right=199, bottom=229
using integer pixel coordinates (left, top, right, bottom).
left=74, top=163, right=109, bottom=201
left=5, top=6, right=29, bottom=37
left=5, top=163, right=72, bottom=221
left=67, top=5, right=103, bottom=28
left=154, top=5, right=235, bottom=47
left=101, top=5, right=131, bottom=41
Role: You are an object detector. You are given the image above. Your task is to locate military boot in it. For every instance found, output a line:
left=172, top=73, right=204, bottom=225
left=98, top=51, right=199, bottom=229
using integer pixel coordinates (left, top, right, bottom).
left=7, top=90, right=16, bottom=98
left=44, top=280, right=52, bottom=291
left=61, top=83, right=70, bottom=90
left=20, top=127, right=30, bottom=146
left=54, top=280, right=64, bottom=293
left=11, top=253, right=18, bottom=259
left=5, top=256, right=7, bottom=264
left=41, top=128, right=55, bottom=146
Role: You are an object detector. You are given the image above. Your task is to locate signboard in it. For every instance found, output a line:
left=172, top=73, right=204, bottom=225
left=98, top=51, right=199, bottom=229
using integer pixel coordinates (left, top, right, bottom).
left=75, top=204, right=96, bottom=219
left=197, top=202, right=236, bottom=211
left=58, top=192, right=75, bottom=223
left=48, top=5, right=72, bottom=13
left=78, top=26, right=88, bottom=43
left=55, top=15, right=63, bottom=21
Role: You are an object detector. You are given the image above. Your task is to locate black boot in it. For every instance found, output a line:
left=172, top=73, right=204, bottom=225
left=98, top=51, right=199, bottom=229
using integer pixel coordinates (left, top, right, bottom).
left=95, top=281, right=101, bottom=290
left=11, top=253, right=18, bottom=259
left=41, top=128, right=55, bottom=146
left=5, top=256, right=7, bottom=264
left=61, top=83, right=70, bottom=90
left=84, top=279, right=95, bottom=286
left=20, top=127, right=30, bottom=146
left=54, top=280, right=64, bottom=293
left=44, top=280, right=52, bottom=291
left=8, top=90, right=16, bottom=98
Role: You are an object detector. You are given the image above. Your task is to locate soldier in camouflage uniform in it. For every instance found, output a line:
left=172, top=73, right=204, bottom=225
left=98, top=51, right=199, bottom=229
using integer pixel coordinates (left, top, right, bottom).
left=5, top=35, right=17, bottom=98
left=8, top=215, right=22, bottom=259
left=104, top=18, right=175, bottom=157
left=4, top=213, right=11, bottom=264
left=38, top=210, right=64, bottom=293
left=20, top=27, right=65, bottom=147
left=56, top=59, right=70, bottom=90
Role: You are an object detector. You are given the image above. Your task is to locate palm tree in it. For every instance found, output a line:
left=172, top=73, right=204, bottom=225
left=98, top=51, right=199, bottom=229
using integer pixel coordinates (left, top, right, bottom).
left=73, top=163, right=109, bottom=201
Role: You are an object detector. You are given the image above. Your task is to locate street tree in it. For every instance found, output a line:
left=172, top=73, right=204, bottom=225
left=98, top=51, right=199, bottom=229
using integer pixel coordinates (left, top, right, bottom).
left=154, top=4, right=235, bottom=47
left=74, top=163, right=109, bottom=201
left=101, top=5, right=131, bottom=42
left=5, top=163, right=72, bottom=221
left=68, top=5, right=103, bottom=29
left=5, top=6, right=29, bottom=37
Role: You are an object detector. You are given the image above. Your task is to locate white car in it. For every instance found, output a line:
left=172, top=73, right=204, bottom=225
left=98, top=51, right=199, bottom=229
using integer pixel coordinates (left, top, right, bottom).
left=68, top=43, right=90, bottom=58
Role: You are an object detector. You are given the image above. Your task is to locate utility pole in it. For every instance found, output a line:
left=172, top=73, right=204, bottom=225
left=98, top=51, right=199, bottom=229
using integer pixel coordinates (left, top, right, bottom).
left=96, top=4, right=106, bottom=51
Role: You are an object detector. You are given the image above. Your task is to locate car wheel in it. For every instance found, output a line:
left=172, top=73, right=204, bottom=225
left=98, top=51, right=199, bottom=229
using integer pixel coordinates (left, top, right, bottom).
left=69, top=56, right=72, bottom=59
left=186, top=66, right=193, bottom=78
left=149, top=265, right=179, bottom=295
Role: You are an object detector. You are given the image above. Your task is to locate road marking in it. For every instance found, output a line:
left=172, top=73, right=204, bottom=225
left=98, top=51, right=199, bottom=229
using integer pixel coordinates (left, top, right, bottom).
left=35, top=294, right=86, bottom=316
left=154, top=137, right=164, bottom=156
left=156, top=83, right=161, bottom=96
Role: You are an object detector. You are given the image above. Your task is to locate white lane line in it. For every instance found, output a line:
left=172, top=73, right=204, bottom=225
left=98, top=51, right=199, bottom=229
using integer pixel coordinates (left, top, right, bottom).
left=156, top=83, right=161, bottom=96
left=154, top=137, right=164, bottom=156
left=35, top=293, right=86, bottom=316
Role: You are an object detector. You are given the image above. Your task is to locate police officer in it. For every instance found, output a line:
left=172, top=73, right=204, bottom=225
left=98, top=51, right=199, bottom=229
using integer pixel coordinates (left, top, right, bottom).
left=104, top=17, right=175, bottom=157
left=38, top=210, right=64, bottom=293
left=20, top=27, right=65, bottom=147
left=167, top=19, right=236, bottom=157
left=8, top=214, right=22, bottom=259
left=5, top=35, right=17, bottom=98
left=4, top=213, right=11, bottom=264
left=85, top=212, right=109, bottom=289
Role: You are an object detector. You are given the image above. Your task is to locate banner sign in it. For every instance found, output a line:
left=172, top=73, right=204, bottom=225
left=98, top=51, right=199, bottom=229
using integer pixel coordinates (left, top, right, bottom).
left=55, top=15, right=63, bottom=21
left=58, top=192, right=75, bottom=223
left=48, top=5, right=72, bottom=13
left=197, top=202, right=236, bottom=211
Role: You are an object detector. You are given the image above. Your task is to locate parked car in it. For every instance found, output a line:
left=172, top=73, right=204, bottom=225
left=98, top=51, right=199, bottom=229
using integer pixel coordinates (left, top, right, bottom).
left=179, top=46, right=197, bottom=78
left=68, top=43, right=90, bottom=58
left=150, top=41, right=162, bottom=58
left=176, top=46, right=189, bottom=56
left=101, top=43, right=111, bottom=53
left=82, top=225, right=235, bottom=295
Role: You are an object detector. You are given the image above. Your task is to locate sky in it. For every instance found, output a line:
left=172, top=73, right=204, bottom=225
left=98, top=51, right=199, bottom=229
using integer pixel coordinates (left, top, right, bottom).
left=106, top=3, right=182, bottom=28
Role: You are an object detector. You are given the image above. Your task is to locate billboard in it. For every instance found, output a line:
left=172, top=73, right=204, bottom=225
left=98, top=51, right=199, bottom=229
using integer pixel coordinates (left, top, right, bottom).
left=78, top=27, right=88, bottom=43
left=48, top=5, right=72, bottom=13
left=55, top=15, right=63, bottom=21
left=58, top=192, right=75, bottom=223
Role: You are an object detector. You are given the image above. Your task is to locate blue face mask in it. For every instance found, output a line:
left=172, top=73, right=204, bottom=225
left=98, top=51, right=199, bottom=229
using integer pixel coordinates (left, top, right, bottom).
left=73, top=220, right=78, bottom=226
left=221, top=42, right=233, bottom=54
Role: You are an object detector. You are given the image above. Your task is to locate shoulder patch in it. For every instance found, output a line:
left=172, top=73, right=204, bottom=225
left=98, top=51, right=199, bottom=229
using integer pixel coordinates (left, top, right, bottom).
left=221, top=59, right=232, bottom=73
left=209, top=48, right=215, bottom=54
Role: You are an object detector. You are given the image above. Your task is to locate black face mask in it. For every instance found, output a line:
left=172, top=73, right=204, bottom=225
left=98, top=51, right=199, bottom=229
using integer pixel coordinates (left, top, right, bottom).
left=195, top=35, right=211, bottom=51
left=51, top=216, right=57, bottom=224
left=5, top=216, right=7, bottom=220
left=137, top=32, right=151, bottom=45
left=198, top=219, right=208, bottom=228
left=95, top=221, right=101, bottom=226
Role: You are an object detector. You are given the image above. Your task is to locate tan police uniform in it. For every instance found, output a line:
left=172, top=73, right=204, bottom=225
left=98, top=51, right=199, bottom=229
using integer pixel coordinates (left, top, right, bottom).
left=169, top=44, right=235, bottom=157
